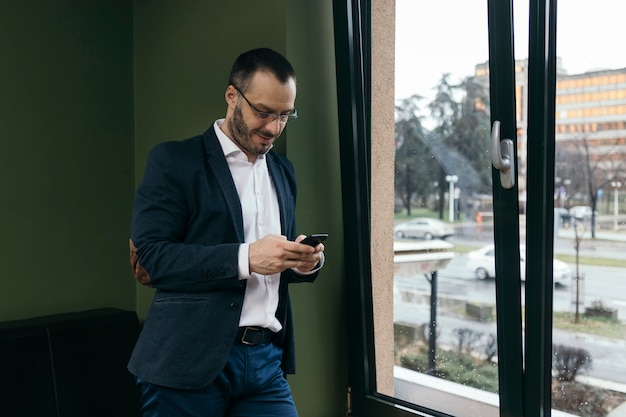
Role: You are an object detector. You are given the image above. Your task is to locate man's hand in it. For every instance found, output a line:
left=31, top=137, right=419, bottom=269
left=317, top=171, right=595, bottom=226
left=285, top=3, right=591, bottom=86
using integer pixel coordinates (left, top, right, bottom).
left=129, top=239, right=152, bottom=286
left=249, top=234, right=324, bottom=275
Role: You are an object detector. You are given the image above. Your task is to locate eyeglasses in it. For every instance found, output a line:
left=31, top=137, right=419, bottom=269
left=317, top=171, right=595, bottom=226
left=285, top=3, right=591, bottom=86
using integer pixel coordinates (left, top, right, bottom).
left=233, top=86, right=298, bottom=123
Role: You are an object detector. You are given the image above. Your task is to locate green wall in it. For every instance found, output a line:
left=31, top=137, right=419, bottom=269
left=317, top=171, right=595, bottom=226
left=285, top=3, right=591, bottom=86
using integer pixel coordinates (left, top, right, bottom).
left=285, top=2, right=348, bottom=415
left=0, top=1, right=136, bottom=319
left=1, top=1, right=346, bottom=415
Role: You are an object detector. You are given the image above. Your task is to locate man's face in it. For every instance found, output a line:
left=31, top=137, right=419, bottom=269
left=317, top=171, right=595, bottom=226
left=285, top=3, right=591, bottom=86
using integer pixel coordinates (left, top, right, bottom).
left=225, top=70, right=296, bottom=161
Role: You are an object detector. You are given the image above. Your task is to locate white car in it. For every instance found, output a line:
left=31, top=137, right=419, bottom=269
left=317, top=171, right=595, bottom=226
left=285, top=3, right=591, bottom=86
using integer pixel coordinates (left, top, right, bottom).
left=466, top=244, right=572, bottom=283
left=394, top=217, right=455, bottom=240
left=569, top=205, right=598, bottom=221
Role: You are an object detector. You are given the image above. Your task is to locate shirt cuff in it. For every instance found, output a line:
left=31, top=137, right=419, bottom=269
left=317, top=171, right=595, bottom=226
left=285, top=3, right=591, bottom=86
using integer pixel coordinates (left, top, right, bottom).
left=238, top=243, right=251, bottom=279
left=292, top=252, right=325, bottom=275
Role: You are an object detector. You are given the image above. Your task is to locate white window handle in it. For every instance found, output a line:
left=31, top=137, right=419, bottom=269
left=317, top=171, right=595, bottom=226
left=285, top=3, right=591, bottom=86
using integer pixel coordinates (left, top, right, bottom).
left=491, top=120, right=516, bottom=189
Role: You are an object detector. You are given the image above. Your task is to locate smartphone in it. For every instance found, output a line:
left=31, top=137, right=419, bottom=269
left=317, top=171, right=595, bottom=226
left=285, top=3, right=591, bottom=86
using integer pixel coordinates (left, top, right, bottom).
left=300, top=233, right=328, bottom=246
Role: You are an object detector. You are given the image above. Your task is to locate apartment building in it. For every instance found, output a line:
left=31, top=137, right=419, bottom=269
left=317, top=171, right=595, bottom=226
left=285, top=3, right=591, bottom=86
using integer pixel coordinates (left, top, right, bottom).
left=475, top=60, right=626, bottom=195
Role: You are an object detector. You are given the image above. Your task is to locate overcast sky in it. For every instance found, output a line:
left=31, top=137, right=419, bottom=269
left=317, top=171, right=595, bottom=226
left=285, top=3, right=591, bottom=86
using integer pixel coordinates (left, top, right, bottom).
left=395, top=0, right=626, bottom=101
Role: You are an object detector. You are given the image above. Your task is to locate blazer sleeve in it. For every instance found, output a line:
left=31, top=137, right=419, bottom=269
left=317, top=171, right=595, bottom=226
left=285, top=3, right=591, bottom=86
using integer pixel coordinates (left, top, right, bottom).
left=131, top=140, right=243, bottom=292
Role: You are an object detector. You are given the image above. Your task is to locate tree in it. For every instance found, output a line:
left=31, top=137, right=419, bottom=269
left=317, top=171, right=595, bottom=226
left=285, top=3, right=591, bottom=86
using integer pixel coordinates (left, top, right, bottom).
left=394, top=75, right=492, bottom=219
left=428, top=74, right=492, bottom=218
left=450, top=76, right=492, bottom=190
left=394, top=95, right=439, bottom=215
left=428, top=74, right=459, bottom=218
left=556, top=137, right=626, bottom=238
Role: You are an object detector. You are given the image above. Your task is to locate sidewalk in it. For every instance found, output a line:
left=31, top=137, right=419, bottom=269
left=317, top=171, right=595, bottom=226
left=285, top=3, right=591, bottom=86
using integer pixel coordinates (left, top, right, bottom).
left=577, top=375, right=626, bottom=394
left=608, top=402, right=626, bottom=417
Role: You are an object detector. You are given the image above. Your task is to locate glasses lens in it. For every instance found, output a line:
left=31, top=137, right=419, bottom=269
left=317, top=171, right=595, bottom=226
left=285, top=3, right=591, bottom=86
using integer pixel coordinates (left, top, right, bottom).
left=282, top=110, right=298, bottom=122
left=235, top=85, right=297, bottom=123
left=255, top=110, right=272, bottom=119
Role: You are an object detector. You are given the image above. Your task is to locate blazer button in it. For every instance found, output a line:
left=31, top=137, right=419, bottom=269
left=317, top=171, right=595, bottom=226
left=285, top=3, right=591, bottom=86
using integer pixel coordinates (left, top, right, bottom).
left=230, top=302, right=240, bottom=311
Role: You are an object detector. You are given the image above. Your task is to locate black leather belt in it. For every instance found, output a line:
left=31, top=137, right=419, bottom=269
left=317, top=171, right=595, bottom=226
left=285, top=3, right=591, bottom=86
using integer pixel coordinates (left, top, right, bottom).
left=236, top=326, right=275, bottom=346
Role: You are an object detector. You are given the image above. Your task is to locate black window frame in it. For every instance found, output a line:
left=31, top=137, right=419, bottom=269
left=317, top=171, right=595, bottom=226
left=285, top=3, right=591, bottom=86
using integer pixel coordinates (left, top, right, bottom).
left=333, top=0, right=558, bottom=416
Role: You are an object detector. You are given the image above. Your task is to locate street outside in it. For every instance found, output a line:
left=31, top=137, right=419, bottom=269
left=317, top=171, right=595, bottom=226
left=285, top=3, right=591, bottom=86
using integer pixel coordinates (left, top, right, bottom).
left=393, top=219, right=626, bottom=387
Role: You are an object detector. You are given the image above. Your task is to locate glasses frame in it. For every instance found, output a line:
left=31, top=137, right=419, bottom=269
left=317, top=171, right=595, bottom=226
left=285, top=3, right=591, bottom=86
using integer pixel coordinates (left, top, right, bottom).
left=233, top=86, right=298, bottom=123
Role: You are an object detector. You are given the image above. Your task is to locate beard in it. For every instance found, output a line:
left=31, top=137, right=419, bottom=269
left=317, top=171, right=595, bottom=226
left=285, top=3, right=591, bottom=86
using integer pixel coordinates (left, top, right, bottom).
left=228, top=104, right=277, bottom=158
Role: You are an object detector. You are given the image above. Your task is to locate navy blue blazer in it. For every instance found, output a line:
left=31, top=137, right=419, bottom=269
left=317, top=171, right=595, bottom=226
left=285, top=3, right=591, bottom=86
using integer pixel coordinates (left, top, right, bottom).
left=128, top=126, right=318, bottom=390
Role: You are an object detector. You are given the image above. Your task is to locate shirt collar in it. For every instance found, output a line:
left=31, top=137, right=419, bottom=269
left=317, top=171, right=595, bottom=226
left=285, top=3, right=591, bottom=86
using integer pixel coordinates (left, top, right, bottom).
left=213, top=119, right=271, bottom=160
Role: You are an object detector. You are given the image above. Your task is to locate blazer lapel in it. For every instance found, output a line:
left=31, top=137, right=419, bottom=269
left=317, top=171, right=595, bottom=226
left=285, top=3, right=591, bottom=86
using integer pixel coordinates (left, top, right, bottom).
left=202, top=128, right=245, bottom=242
left=267, top=152, right=288, bottom=234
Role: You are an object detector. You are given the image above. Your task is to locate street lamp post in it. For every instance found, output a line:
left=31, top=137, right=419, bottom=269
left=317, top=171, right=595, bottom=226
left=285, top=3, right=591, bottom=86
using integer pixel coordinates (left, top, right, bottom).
left=445, top=175, right=458, bottom=223
left=611, top=181, right=622, bottom=230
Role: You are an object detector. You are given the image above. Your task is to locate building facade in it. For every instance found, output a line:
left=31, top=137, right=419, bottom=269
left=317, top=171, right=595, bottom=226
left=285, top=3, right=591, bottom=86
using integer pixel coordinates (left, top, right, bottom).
left=475, top=60, right=626, bottom=205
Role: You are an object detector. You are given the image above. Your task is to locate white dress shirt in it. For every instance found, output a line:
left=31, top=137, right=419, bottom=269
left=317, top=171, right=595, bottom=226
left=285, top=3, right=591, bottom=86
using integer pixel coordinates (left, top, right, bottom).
left=214, top=120, right=283, bottom=332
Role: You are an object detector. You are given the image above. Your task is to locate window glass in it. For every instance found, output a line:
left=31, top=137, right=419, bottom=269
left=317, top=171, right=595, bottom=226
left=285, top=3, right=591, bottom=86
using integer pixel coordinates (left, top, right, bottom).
left=389, top=1, right=498, bottom=415
left=552, top=1, right=626, bottom=416
left=383, top=1, right=626, bottom=416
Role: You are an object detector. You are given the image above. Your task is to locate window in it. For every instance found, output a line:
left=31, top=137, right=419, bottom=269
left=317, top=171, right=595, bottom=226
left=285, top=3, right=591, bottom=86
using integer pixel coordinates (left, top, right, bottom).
left=334, top=1, right=626, bottom=416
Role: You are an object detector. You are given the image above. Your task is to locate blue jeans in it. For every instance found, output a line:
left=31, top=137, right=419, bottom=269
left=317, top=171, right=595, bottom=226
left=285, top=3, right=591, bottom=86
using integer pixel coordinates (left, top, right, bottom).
left=136, top=342, right=298, bottom=417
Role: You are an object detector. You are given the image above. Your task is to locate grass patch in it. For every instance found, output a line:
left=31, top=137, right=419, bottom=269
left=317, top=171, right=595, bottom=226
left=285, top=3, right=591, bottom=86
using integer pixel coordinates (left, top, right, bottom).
left=553, top=311, right=626, bottom=339
left=445, top=305, right=625, bottom=339
left=451, top=244, right=480, bottom=254
left=395, top=332, right=625, bottom=417
left=554, top=254, right=626, bottom=268
left=397, top=346, right=499, bottom=393
left=394, top=208, right=444, bottom=221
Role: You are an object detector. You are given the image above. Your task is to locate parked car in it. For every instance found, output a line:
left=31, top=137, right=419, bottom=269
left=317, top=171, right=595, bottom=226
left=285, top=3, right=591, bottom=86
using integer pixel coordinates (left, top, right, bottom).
left=393, top=217, right=455, bottom=240
left=569, top=205, right=598, bottom=221
left=466, top=244, right=572, bottom=283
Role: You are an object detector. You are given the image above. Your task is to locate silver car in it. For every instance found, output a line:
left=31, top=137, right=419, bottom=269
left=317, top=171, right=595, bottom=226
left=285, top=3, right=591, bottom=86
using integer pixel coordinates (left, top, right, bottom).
left=393, top=217, right=455, bottom=240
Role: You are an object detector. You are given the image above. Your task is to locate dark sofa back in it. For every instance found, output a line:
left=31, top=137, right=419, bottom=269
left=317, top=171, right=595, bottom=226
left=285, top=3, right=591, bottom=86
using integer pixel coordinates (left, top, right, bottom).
left=0, top=308, right=141, bottom=417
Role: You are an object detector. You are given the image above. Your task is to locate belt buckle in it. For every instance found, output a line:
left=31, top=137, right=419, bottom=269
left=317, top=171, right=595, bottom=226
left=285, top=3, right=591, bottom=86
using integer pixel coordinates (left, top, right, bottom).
left=241, top=327, right=260, bottom=345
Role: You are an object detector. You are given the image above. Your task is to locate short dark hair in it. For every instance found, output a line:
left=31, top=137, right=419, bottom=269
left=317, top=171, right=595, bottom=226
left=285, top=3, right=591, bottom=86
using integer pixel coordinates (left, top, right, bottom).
left=228, top=48, right=296, bottom=92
